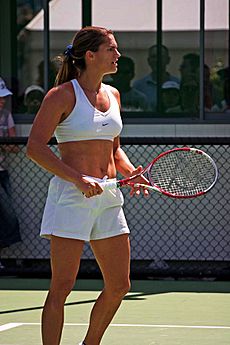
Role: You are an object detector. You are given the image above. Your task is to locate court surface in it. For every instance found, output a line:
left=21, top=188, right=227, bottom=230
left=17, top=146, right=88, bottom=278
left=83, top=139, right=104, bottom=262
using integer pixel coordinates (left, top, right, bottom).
left=0, top=278, right=230, bottom=345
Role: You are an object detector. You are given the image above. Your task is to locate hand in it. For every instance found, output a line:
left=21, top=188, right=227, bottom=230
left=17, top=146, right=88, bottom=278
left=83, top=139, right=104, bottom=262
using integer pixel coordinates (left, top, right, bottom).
left=76, top=178, right=104, bottom=198
left=129, top=166, right=149, bottom=197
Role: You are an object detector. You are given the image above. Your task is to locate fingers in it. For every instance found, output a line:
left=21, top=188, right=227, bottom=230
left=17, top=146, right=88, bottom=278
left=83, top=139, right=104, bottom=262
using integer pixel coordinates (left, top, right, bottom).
left=84, top=182, right=103, bottom=198
left=143, top=188, right=149, bottom=197
left=129, top=183, right=149, bottom=197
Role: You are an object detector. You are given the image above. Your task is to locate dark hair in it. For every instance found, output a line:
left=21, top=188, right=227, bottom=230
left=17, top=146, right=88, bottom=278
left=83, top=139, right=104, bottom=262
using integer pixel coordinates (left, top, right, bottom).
left=55, top=26, right=113, bottom=86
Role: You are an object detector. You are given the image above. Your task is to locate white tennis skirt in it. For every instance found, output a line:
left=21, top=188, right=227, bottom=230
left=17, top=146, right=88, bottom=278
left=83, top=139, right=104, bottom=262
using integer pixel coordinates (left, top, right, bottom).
left=40, top=175, right=130, bottom=241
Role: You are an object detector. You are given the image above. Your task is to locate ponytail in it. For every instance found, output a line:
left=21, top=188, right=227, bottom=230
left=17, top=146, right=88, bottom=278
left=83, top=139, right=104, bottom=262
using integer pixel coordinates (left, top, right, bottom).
left=54, top=44, right=86, bottom=86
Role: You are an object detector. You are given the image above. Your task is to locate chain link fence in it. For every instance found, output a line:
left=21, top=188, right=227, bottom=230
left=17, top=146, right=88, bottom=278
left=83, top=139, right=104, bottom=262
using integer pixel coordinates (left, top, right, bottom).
left=0, top=137, right=229, bottom=279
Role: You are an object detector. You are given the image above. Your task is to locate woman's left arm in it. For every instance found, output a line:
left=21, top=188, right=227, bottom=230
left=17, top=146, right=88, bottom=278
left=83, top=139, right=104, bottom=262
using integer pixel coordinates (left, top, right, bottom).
left=113, top=136, right=136, bottom=177
left=113, top=137, right=149, bottom=196
left=110, top=86, right=136, bottom=177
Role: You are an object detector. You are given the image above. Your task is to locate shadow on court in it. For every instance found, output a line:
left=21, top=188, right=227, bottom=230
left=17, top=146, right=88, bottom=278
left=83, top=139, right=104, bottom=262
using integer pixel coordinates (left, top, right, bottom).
left=1, top=278, right=230, bottom=317
left=0, top=298, right=97, bottom=315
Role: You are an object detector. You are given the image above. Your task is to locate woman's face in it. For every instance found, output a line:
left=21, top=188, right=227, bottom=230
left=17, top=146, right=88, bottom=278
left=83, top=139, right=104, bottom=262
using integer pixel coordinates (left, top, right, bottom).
left=0, top=96, right=6, bottom=110
left=92, top=34, right=121, bottom=75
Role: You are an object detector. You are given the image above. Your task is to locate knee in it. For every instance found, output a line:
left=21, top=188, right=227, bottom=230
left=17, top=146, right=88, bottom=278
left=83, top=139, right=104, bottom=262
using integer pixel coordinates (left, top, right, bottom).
left=49, top=278, right=75, bottom=303
left=107, top=279, right=131, bottom=299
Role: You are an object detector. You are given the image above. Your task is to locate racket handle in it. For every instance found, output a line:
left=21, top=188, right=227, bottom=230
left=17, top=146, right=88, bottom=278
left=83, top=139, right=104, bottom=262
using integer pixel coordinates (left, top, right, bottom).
left=100, top=181, right=119, bottom=190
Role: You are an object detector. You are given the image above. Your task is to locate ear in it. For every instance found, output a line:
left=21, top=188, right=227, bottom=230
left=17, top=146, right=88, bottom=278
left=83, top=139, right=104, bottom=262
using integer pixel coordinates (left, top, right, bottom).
left=85, top=50, right=95, bottom=62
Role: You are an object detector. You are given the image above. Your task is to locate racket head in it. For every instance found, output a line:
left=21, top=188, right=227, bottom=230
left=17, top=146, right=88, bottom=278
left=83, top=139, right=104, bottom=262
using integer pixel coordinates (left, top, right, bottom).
left=147, top=147, right=218, bottom=198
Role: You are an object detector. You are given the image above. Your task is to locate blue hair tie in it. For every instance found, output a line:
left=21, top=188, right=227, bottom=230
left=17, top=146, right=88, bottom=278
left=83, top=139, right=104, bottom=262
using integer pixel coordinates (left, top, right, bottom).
left=64, top=44, right=73, bottom=57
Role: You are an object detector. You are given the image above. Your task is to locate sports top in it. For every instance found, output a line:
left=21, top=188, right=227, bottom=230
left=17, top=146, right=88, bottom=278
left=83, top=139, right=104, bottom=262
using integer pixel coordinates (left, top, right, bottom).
left=54, top=79, right=122, bottom=143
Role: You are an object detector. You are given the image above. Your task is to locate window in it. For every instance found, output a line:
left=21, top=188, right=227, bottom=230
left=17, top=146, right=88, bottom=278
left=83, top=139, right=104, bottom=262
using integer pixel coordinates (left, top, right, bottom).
left=0, top=0, right=229, bottom=123
left=16, top=0, right=44, bottom=114
left=162, top=0, right=200, bottom=118
left=205, top=0, right=230, bottom=116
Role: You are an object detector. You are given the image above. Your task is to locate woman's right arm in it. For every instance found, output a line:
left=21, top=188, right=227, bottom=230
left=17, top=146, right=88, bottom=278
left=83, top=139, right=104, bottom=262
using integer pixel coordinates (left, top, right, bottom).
left=26, top=85, right=98, bottom=195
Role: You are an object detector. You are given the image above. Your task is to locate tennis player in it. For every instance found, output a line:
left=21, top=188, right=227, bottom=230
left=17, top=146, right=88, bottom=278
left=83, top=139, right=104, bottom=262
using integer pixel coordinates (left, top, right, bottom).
left=27, top=26, right=148, bottom=345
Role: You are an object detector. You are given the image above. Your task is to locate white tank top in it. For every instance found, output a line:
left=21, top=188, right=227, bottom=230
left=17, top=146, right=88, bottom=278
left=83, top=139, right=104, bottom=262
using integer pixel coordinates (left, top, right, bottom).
left=54, top=79, right=122, bottom=143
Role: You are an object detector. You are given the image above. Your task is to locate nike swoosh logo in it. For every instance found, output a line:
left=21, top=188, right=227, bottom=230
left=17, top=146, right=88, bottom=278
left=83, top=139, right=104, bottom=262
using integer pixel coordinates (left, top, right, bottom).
left=102, top=123, right=109, bottom=126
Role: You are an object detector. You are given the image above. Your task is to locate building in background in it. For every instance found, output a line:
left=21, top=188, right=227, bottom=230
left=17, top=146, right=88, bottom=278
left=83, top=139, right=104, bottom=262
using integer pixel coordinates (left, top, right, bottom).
left=0, top=0, right=229, bottom=133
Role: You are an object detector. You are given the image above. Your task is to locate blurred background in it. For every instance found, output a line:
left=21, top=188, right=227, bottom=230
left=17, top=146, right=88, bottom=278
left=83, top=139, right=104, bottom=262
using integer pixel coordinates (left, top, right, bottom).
left=0, top=0, right=230, bottom=280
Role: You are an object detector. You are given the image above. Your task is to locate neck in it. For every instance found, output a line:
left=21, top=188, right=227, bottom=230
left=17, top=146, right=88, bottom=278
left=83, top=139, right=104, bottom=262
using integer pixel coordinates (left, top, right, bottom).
left=77, top=71, right=102, bottom=94
left=80, top=85, right=101, bottom=95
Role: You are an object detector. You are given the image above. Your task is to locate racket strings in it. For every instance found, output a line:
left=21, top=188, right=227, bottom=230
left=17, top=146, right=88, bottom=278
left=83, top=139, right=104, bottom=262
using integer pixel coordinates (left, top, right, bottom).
left=149, top=151, right=216, bottom=196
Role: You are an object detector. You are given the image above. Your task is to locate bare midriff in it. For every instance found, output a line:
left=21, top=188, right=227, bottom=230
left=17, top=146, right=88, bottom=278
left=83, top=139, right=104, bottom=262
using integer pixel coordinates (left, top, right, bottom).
left=58, top=139, right=116, bottom=179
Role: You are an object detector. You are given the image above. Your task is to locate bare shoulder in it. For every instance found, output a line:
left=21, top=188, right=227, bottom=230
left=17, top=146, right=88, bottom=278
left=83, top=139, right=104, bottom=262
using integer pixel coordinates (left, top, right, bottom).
left=29, top=81, right=75, bottom=143
left=31, top=81, right=75, bottom=132
left=44, top=81, right=75, bottom=112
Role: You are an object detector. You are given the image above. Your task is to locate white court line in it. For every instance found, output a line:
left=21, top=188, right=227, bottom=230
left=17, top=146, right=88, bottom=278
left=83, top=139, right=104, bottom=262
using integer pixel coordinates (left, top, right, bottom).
left=66, top=323, right=230, bottom=329
left=111, top=324, right=230, bottom=329
left=1, top=322, right=229, bottom=330
left=0, top=323, right=22, bottom=332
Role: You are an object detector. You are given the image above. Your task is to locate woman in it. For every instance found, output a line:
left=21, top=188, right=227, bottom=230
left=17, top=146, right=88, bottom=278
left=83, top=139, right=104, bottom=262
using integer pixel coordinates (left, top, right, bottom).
left=27, top=26, right=148, bottom=345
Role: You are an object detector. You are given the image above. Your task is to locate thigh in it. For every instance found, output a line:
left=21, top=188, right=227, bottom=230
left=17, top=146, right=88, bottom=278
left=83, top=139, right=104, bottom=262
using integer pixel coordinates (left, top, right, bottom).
left=90, top=234, right=130, bottom=287
left=50, top=235, right=85, bottom=288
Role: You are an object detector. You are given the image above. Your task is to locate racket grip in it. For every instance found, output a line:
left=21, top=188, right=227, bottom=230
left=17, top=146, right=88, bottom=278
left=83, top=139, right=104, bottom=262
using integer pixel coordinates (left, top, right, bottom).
left=100, top=181, right=119, bottom=190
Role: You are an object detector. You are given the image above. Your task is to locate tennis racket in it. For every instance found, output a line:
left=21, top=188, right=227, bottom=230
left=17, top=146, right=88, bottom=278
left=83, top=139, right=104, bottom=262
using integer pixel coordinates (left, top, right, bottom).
left=101, top=147, right=218, bottom=198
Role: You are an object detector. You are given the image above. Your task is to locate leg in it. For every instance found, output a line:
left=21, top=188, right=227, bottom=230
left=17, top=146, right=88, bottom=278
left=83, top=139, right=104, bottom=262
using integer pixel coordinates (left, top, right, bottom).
left=42, top=235, right=84, bottom=345
left=84, top=234, right=131, bottom=345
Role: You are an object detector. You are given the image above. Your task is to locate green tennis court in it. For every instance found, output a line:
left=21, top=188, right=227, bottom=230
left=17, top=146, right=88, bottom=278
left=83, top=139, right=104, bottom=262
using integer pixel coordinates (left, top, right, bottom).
left=0, top=278, right=230, bottom=345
